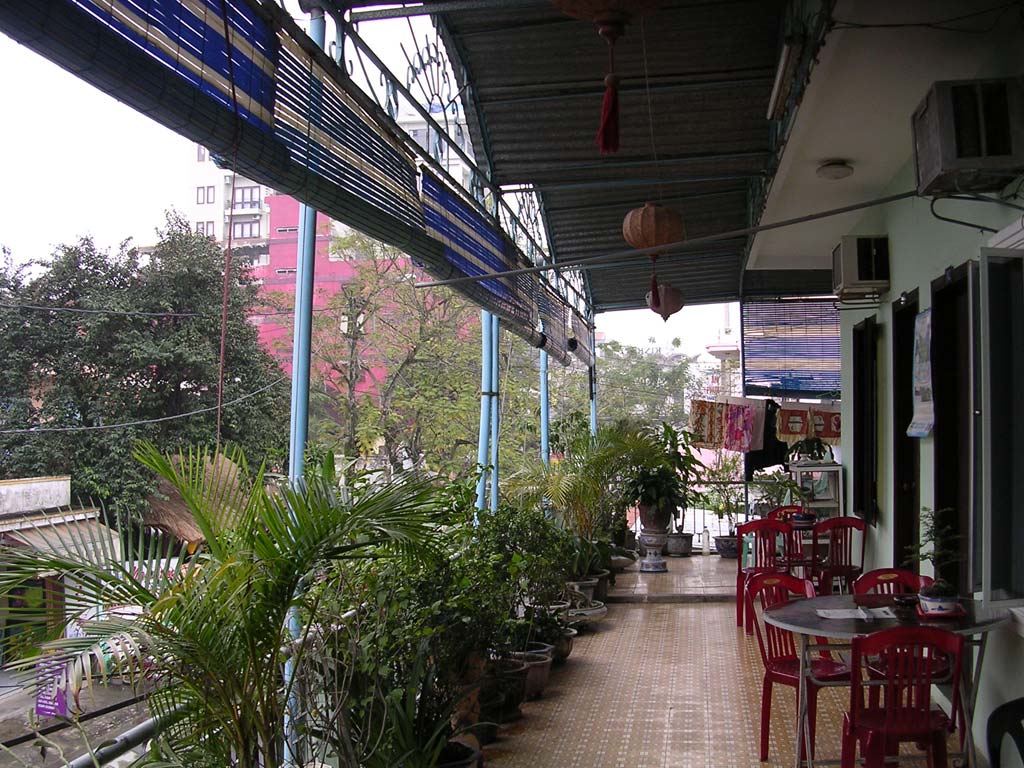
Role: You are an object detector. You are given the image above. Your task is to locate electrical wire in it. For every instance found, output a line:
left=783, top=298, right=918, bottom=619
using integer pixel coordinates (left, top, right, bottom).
left=831, top=2, right=1021, bottom=33
left=0, top=376, right=288, bottom=435
left=0, top=303, right=201, bottom=318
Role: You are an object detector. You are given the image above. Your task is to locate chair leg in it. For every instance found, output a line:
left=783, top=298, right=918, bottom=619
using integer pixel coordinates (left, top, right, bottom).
left=930, top=729, right=949, bottom=768
left=840, top=715, right=855, bottom=768
left=760, top=676, right=772, bottom=761
left=807, top=684, right=819, bottom=761
left=736, top=571, right=744, bottom=628
left=863, top=731, right=886, bottom=768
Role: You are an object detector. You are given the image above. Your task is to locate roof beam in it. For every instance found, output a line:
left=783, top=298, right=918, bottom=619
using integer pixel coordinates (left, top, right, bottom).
left=348, top=1, right=546, bottom=22
left=534, top=172, right=765, bottom=192
left=478, top=74, right=774, bottom=105
left=544, top=188, right=748, bottom=215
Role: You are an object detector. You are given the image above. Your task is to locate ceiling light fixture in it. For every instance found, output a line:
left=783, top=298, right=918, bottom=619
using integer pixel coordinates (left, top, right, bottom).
left=816, top=160, right=855, bottom=180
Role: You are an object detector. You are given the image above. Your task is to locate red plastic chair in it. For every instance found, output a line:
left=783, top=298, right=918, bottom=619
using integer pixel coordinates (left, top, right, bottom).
left=746, top=572, right=848, bottom=762
left=812, top=517, right=866, bottom=595
left=853, top=568, right=935, bottom=596
left=735, top=519, right=795, bottom=633
left=841, top=626, right=963, bottom=768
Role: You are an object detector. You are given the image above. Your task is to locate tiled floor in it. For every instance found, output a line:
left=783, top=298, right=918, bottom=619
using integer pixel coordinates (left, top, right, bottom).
left=483, top=600, right=955, bottom=768
left=608, top=553, right=735, bottom=602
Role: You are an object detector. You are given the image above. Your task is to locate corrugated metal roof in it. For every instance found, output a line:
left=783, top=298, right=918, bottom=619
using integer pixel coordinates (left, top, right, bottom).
left=438, top=0, right=792, bottom=311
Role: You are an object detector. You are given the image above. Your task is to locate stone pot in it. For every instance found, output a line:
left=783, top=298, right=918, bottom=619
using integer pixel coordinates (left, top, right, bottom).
left=568, top=599, right=607, bottom=629
left=473, top=688, right=504, bottom=745
left=666, top=531, right=694, bottom=557
left=714, top=534, right=739, bottom=558
left=552, top=627, right=577, bottom=665
left=525, top=640, right=554, bottom=658
left=591, top=568, right=611, bottom=601
left=610, top=553, right=637, bottom=572
left=566, top=576, right=599, bottom=603
left=511, top=650, right=552, bottom=700
left=480, top=658, right=528, bottom=723
left=525, top=599, right=570, bottom=621
left=638, top=503, right=673, bottom=531
left=437, top=741, right=482, bottom=768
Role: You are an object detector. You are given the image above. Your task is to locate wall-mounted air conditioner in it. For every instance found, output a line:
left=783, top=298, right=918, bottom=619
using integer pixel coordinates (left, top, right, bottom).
left=913, top=77, right=1024, bottom=195
left=832, top=236, right=890, bottom=297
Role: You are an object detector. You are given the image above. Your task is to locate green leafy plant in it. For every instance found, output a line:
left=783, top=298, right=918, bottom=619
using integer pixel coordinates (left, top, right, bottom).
left=704, top=451, right=745, bottom=534
left=788, top=437, right=833, bottom=463
left=619, top=423, right=705, bottom=531
left=752, top=468, right=806, bottom=511
left=903, top=507, right=961, bottom=598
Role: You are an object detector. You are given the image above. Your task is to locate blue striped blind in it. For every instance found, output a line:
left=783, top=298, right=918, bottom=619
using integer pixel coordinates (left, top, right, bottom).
left=742, top=300, right=840, bottom=397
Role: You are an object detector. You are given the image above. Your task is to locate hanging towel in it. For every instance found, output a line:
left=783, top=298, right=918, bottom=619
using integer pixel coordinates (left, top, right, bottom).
left=744, top=400, right=789, bottom=480
left=777, top=406, right=811, bottom=443
left=809, top=407, right=841, bottom=444
left=724, top=403, right=755, bottom=453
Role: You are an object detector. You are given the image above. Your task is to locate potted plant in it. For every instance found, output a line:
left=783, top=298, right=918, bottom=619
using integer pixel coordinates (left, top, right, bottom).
left=751, top=468, right=805, bottom=515
left=620, top=423, right=705, bottom=568
left=904, top=507, right=962, bottom=615
left=705, top=451, right=744, bottom=557
left=788, top=437, right=834, bottom=464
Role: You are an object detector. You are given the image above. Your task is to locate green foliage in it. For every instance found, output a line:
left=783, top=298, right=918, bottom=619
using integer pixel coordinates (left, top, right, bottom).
left=619, top=423, right=706, bottom=526
left=752, top=468, right=805, bottom=510
left=704, top=450, right=745, bottom=531
left=788, top=437, right=833, bottom=463
left=0, top=215, right=288, bottom=516
left=903, top=507, right=961, bottom=596
left=0, top=443, right=447, bottom=767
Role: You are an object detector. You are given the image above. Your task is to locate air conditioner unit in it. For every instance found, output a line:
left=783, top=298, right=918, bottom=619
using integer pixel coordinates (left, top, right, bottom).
left=832, top=236, right=890, bottom=297
left=913, top=77, right=1024, bottom=195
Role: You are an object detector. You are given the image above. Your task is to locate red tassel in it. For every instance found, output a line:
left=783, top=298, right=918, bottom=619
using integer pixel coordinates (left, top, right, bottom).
left=596, top=73, right=619, bottom=154
left=649, top=273, right=660, bottom=308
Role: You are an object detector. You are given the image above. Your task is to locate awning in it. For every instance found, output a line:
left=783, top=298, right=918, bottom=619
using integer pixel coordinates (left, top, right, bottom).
left=3, top=517, right=122, bottom=565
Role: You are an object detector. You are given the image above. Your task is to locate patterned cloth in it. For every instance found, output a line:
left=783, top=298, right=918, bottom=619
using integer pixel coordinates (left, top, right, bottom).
left=723, top=403, right=755, bottom=453
left=689, top=400, right=727, bottom=448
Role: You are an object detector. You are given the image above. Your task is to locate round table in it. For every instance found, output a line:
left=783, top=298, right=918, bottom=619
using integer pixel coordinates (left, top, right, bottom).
left=764, top=595, right=1010, bottom=768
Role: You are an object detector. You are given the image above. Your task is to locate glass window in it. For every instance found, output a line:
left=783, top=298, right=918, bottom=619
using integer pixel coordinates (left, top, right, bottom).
left=233, top=186, right=261, bottom=209
left=206, top=186, right=215, bottom=204
left=232, top=221, right=260, bottom=239
left=979, top=248, right=1024, bottom=603
left=206, top=221, right=215, bottom=236
left=197, top=145, right=208, bottom=162
left=196, top=186, right=205, bottom=204
left=196, top=221, right=205, bottom=235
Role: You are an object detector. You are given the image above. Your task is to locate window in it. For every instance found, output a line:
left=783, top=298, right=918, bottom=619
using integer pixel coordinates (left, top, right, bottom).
left=275, top=267, right=297, bottom=275
left=233, top=186, right=261, bottom=209
left=232, top=221, right=260, bottom=239
left=196, top=186, right=205, bottom=204
left=979, top=248, right=1024, bottom=603
left=275, top=226, right=299, bottom=234
left=247, top=253, right=270, bottom=267
left=206, top=185, right=215, bottom=204
left=196, top=221, right=205, bottom=235
left=197, top=145, right=208, bottom=162
left=206, top=221, right=215, bottom=236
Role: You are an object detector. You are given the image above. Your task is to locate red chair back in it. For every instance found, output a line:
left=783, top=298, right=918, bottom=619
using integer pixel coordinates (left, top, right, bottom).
left=853, top=568, right=935, bottom=595
left=745, top=572, right=816, bottom=667
left=848, top=626, right=963, bottom=733
left=737, top=519, right=794, bottom=571
left=812, top=516, right=866, bottom=570
left=766, top=505, right=805, bottom=521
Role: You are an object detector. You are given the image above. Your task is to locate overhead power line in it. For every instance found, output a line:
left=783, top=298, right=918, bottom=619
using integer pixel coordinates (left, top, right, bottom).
left=0, top=377, right=289, bottom=435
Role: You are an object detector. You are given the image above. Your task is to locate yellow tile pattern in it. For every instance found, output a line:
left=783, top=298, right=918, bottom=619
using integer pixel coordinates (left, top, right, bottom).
left=484, top=600, right=958, bottom=768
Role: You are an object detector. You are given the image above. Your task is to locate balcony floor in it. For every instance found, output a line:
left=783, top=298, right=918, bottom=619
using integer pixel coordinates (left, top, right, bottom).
left=486, top=557, right=958, bottom=768
left=608, top=552, right=735, bottom=603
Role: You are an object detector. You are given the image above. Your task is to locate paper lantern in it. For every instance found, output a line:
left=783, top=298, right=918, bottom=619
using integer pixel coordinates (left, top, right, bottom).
left=550, top=1, right=664, bottom=153
left=622, top=202, right=684, bottom=257
left=646, top=282, right=684, bottom=321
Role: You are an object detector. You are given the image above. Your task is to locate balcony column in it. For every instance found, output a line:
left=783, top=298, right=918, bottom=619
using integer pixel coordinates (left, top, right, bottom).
left=489, top=315, right=501, bottom=512
left=540, top=349, right=550, bottom=466
left=475, top=310, right=493, bottom=512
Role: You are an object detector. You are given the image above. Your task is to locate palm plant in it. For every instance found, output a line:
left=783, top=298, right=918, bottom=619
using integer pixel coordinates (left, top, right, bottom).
left=0, top=442, right=445, bottom=767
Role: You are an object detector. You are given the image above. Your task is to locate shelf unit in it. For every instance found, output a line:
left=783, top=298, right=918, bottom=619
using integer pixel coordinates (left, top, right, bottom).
left=789, top=462, right=845, bottom=519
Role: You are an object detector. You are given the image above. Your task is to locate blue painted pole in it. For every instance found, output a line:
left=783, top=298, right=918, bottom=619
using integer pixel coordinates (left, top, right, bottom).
left=540, top=350, right=550, bottom=466
left=475, top=311, right=493, bottom=512
left=489, top=315, right=500, bottom=512
left=285, top=8, right=325, bottom=766
left=588, top=328, right=598, bottom=437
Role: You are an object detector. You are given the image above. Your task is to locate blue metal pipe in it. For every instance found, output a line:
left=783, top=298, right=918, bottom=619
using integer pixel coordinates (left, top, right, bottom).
left=285, top=8, right=325, bottom=766
left=474, top=310, right=493, bottom=512
left=489, top=315, right=500, bottom=512
left=539, top=350, right=550, bottom=466
left=588, top=330, right=598, bottom=437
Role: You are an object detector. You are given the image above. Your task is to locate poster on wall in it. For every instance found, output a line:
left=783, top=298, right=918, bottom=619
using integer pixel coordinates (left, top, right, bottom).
left=907, top=309, right=934, bottom=437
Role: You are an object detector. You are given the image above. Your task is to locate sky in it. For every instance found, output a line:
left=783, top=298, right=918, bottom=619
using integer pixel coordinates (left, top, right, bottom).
left=0, top=28, right=736, bottom=361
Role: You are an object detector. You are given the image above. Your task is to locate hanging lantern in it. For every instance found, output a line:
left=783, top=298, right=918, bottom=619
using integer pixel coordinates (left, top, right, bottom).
left=646, top=282, right=684, bottom=321
left=622, top=201, right=684, bottom=255
left=623, top=201, right=685, bottom=318
left=551, top=0, right=664, bottom=153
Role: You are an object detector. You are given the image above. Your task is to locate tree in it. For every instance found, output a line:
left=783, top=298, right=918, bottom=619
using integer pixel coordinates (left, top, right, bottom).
left=0, top=214, right=289, bottom=516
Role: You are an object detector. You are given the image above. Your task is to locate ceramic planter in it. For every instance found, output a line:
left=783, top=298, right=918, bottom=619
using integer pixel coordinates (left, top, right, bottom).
left=566, top=576, right=599, bottom=602
left=525, top=599, right=570, bottom=621
left=511, top=650, right=553, bottom=700
left=568, top=599, right=607, bottom=629
left=666, top=531, right=694, bottom=556
left=591, top=568, right=611, bottom=601
left=610, top=553, right=637, bottom=572
left=919, top=593, right=960, bottom=615
left=714, top=535, right=739, bottom=558
left=525, top=640, right=554, bottom=658
left=639, top=529, right=669, bottom=572
left=552, top=627, right=577, bottom=665
left=480, top=658, right=528, bottom=723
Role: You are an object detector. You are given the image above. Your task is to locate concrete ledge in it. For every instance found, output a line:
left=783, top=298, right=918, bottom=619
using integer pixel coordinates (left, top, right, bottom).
left=605, top=592, right=734, bottom=604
